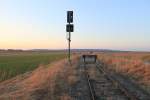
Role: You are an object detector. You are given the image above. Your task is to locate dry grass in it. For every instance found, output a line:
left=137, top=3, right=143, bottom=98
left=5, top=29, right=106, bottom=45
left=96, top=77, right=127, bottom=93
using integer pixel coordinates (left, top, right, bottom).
left=98, top=52, right=150, bottom=92
left=60, top=94, right=72, bottom=100
left=0, top=55, right=79, bottom=100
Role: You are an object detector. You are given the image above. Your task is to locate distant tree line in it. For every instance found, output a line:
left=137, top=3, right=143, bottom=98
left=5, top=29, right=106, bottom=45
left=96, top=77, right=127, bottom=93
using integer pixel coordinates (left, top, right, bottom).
left=0, top=49, right=23, bottom=52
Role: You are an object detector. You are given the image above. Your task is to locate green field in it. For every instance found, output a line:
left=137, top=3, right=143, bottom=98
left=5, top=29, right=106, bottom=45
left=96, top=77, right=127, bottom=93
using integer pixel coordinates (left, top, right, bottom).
left=0, top=51, right=66, bottom=82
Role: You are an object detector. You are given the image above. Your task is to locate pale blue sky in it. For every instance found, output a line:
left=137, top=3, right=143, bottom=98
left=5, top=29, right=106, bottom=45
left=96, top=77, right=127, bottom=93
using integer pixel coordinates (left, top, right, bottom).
left=0, top=0, right=150, bottom=51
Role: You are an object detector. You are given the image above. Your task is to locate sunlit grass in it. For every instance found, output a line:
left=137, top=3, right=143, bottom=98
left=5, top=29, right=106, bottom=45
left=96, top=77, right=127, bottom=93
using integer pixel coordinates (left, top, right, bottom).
left=98, top=52, right=150, bottom=93
left=142, top=55, right=150, bottom=62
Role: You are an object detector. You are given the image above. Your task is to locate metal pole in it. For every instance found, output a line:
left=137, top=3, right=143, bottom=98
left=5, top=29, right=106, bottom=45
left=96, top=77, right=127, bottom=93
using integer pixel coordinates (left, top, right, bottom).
left=68, top=22, right=71, bottom=62
left=68, top=32, right=71, bottom=62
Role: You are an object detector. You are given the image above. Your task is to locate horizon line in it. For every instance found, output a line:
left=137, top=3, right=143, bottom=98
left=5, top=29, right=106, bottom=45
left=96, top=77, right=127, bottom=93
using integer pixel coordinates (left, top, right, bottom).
left=0, top=48, right=150, bottom=52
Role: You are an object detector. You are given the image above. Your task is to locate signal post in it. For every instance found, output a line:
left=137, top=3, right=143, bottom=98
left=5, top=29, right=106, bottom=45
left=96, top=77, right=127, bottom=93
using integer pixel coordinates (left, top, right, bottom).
left=66, top=11, right=74, bottom=63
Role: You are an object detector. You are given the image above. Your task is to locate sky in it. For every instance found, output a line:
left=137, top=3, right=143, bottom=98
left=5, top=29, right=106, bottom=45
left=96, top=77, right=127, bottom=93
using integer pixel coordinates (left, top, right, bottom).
left=0, top=0, right=150, bottom=51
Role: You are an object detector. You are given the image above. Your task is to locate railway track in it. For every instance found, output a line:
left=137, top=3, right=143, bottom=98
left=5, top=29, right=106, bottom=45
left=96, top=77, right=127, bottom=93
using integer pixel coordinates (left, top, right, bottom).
left=81, top=56, right=150, bottom=100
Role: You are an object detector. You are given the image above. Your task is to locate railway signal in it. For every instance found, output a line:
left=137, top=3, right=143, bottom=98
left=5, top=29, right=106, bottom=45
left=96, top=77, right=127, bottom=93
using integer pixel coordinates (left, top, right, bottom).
left=67, top=11, right=73, bottom=23
left=66, top=11, right=74, bottom=63
left=66, top=24, right=74, bottom=32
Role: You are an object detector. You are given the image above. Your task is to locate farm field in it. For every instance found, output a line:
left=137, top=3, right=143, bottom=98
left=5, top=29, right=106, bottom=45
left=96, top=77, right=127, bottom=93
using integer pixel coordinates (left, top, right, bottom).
left=0, top=51, right=66, bottom=82
left=98, top=52, right=150, bottom=93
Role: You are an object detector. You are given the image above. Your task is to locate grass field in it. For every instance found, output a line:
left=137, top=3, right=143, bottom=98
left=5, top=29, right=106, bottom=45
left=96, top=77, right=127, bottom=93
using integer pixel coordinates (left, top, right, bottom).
left=0, top=51, right=66, bottom=82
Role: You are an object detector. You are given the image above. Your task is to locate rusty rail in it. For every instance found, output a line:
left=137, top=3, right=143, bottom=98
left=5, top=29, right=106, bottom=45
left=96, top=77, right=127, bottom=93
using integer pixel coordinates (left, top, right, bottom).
left=96, top=60, right=150, bottom=100
left=83, top=63, right=96, bottom=100
left=95, top=62, right=138, bottom=100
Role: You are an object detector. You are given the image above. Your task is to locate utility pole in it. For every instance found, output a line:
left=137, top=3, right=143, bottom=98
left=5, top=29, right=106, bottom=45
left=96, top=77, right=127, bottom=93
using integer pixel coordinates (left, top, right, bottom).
left=66, top=11, right=74, bottom=63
